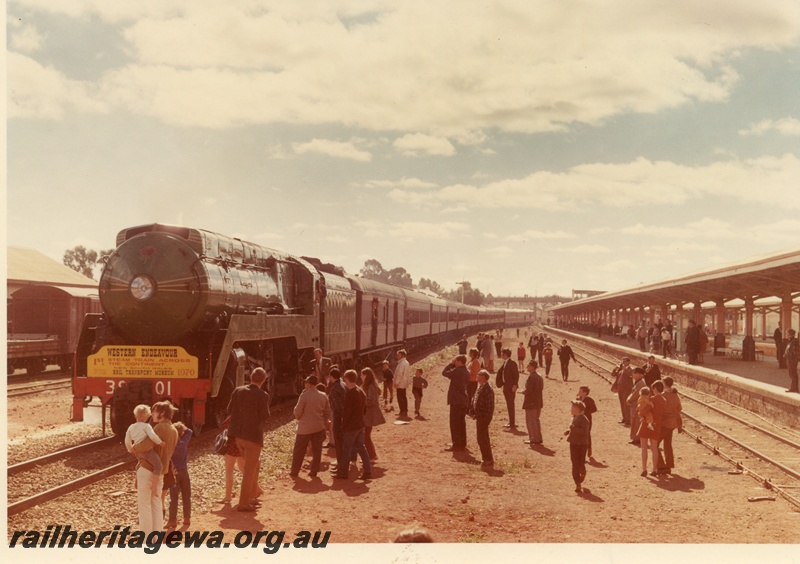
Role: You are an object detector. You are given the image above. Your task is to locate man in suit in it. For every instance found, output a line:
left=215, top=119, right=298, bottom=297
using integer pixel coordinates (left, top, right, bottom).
left=442, top=355, right=470, bottom=451
left=521, top=360, right=543, bottom=445
left=685, top=320, right=701, bottom=365
left=227, top=367, right=270, bottom=512
left=309, top=348, right=332, bottom=385
left=497, top=348, right=520, bottom=430
left=457, top=334, right=469, bottom=355
left=557, top=339, right=577, bottom=382
left=333, top=370, right=371, bottom=480
left=784, top=328, right=798, bottom=393
left=642, top=355, right=661, bottom=387
left=471, top=369, right=495, bottom=466
left=611, top=357, right=633, bottom=426
left=775, top=323, right=785, bottom=368
left=528, top=334, right=538, bottom=364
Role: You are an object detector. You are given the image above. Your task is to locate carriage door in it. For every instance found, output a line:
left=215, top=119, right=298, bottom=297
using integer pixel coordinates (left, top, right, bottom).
left=393, top=301, right=399, bottom=341
left=384, top=300, right=389, bottom=344
left=371, top=298, right=379, bottom=348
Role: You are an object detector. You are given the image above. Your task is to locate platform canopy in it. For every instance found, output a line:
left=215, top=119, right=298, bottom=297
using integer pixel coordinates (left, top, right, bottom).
left=549, top=245, right=800, bottom=315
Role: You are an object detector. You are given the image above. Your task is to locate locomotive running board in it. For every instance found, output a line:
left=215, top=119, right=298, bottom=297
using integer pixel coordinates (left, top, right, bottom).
left=210, top=313, right=318, bottom=397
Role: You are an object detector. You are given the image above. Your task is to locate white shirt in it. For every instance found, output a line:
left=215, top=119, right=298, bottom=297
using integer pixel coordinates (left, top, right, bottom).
left=394, top=358, right=411, bottom=388
left=125, top=421, right=162, bottom=452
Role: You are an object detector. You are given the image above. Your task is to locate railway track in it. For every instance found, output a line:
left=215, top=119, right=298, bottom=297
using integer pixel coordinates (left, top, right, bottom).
left=547, top=330, right=800, bottom=508
left=7, top=436, right=133, bottom=516
left=8, top=377, right=72, bottom=397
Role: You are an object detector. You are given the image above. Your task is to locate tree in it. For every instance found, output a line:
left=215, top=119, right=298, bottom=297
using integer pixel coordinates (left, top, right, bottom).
left=360, top=259, right=387, bottom=282
left=63, top=246, right=112, bottom=280
left=443, top=281, right=485, bottom=306
left=359, top=259, right=414, bottom=288
left=418, top=277, right=444, bottom=295
left=386, top=266, right=413, bottom=288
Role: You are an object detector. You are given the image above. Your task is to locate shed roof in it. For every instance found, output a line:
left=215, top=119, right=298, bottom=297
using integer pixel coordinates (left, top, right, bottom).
left=7, top=246, right=99, bottom=288
left=549, top=245, right=800, bottom=314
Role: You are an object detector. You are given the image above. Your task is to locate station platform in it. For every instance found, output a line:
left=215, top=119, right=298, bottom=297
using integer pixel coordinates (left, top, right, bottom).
left=560, top=329, right=794, bottom=392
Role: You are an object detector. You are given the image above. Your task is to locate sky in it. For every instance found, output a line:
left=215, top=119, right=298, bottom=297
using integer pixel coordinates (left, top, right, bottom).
left=6, top=0, right=800, bottom=298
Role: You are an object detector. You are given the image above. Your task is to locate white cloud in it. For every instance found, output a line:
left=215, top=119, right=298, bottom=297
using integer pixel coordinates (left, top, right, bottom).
left=326, top=235, right=348, bottom=243
left=265, top=143, right=293, bottom=160
left=9, top=22, right=44, bottom=53
left=292, top=139, right=372, bottom=161
left=12, top=2, right=800, bottom=135
left=560, top=244, right=612, bottom=254
left=441, top=205, right=469, bottom=214
left=485, top=245, right=513, bottom=258
left=389, top=155, right=800, bottom=211
left=7, top=52, right=108, bottom=119
left=506, top=230, right=576, bottom=242
left=354, top=220, right=468, bottom=241
left=393, top=133, right=456, bottom=157
left=621, top=217, right=800, bottom=246
left=739, top=117, right=800, bottom=136
left=363, top=177, right=439, bottom=189
left=597, top=259, right=637, bottom=272
left=643, top=243, right=720, bottom=257
left=254, top=232, right=285, bottom=242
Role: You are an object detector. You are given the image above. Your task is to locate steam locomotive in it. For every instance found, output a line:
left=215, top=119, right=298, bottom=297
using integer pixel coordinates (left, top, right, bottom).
left=71, top=224, right=533, bottom=435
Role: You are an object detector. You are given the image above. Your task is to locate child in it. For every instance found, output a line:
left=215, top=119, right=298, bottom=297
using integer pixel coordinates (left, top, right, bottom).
left=381, top=360, right=394, bottom=410
left=125, top=404, right=166, bottom=496
left=637, top=387, right=655, bottom=430
left=576, top=386, right=598, bottom=459
left=517, top=342, right=526, bottom=370
left=543, top=343, right=554, bottom=377
left=412, top=368, right=428, bottom=417
left=564, top=400, right=590, bottom=494
left=166, top=422, right=193, bottom=529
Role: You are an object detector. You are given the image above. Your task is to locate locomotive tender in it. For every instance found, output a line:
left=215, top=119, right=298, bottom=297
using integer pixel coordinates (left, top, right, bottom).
left=71, top=224, right=533, bottom=434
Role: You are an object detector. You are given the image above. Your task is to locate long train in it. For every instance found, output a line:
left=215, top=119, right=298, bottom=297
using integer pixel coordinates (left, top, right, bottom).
left=71, top=224, right=533, bottom=434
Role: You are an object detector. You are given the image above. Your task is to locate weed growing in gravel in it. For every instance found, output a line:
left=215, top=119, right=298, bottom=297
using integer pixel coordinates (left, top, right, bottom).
left=459, top=531, right=484, bottom=543
left=499, top=456, right=533, bottom=474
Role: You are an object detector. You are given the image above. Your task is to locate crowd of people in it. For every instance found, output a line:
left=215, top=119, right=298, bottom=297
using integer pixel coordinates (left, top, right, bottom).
left=122, top=328, right=698, bottom=533
left=610, top=357, right=683, bottom=476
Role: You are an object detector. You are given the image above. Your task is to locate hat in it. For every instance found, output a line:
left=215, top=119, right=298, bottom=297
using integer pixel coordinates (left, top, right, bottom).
left=305, top=375, right=319, bottom=385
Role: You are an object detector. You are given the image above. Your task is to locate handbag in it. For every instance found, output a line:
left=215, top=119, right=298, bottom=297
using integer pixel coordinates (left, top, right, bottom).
left=162, top=462, right=177, bottom=489
left=213, top=428, right=229, bottom=455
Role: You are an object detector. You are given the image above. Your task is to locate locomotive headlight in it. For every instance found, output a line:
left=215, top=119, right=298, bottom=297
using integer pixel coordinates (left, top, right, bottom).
left=130, top=274, right=156, bottom=301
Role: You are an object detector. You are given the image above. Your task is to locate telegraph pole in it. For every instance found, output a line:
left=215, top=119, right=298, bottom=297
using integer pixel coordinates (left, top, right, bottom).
left=456, top=281, right=466, bottom=303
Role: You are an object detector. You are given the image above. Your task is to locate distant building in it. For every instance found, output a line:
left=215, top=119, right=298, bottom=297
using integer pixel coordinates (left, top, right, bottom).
left=572, top=289, right=605, bottom=301
left=483, top=295, right=570, bottom=324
